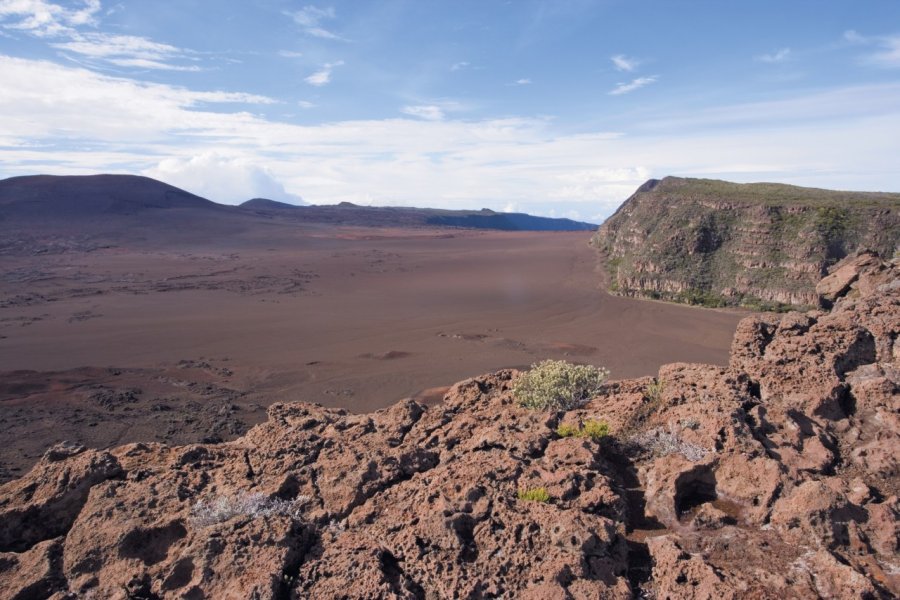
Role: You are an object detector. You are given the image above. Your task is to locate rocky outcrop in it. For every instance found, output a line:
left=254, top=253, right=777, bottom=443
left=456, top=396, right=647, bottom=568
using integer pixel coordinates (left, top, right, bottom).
left=0, top=256, right=898, bottom=598
left=593, top=176, right=900, bottom=308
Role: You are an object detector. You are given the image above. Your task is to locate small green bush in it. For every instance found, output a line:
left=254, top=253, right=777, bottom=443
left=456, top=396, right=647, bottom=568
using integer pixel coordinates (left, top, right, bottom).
left=517, top=487, right=551, bottom=502
left=556, top=423, right=580, bottom=437
left=556, top=419, right=610, bottom=440
left=581, top=419, right=610, bottom=440
left=514, top=360, right=609, bottom=411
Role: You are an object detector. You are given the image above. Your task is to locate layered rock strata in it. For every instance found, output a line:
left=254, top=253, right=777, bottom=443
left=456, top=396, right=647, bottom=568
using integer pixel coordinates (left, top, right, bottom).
left=592, top=177, right=900, bottom=308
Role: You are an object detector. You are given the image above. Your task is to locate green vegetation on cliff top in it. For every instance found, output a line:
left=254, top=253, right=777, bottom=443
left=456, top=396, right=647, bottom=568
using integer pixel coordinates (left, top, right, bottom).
left=646, top=176, right=900, bottom=208
left=594, top=177, right=900, bottom=310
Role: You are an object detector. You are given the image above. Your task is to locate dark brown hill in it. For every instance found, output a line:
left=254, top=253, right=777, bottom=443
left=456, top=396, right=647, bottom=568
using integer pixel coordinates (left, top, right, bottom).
left=0, top=174, right=222, bottom=220
left=240, top=198, right=300, bottom=210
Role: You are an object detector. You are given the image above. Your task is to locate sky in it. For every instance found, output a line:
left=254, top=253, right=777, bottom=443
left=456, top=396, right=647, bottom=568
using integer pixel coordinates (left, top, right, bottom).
left=1, top=1, right=899, bottom=222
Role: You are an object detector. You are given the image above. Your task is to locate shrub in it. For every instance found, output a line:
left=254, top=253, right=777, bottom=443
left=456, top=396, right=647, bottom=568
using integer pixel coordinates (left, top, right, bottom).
left=581, top=419, right=610, bottom=440
left=514, top=360, right=609, bottom=411
left=556, top=422, right=580, bottom=437
left=556, top=419, right=610, bottom=440
left=190, top=492, right=309, bottom=527
left=644, top=379, right=665, bottom=403
left=518, top=487, right=551, bottom=502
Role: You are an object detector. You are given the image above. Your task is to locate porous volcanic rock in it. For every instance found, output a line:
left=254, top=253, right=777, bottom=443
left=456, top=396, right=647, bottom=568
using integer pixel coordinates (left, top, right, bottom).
left=0, top=256, right=897, bottom=599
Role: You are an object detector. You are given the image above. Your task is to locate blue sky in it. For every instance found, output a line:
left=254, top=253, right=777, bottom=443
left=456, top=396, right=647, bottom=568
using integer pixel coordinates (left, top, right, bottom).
left=1, top=0, right=899, bottom=221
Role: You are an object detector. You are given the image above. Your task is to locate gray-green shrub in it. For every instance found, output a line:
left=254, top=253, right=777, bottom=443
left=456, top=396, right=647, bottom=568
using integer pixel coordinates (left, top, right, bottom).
left=513, top=360, right=609, bottom=411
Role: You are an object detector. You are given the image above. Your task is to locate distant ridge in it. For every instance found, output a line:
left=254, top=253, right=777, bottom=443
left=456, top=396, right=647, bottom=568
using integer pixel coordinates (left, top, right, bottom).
left=244, top=198, right=597, bottom=231
left=425, top=212, right=594, bottom=231
left=0, top=174, right=596, bottom=234
left=593, top=176, right=900, bottom=309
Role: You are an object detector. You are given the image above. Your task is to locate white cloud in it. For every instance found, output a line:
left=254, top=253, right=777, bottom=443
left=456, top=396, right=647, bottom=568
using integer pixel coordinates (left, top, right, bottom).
left=0, top=55, right=274, bottom=144
left=451, top=61, right=469, bottom=71
left=867, top=35, right=900, bottom=68
left=1, top=55, right=899, bottom=221
left=105, top=57, right=201, bottom=72
left=756, top=47, right=791, bottom=63
left=298, top=100, right=316, bottom=109
left=841, top=30, right=900, bottom=68
left=288, top=5, right=343, bottom=40
left=0, top=0, right=100, bottom=37
left=279, top=50, right=304, bottom=58
left=53, top=33, right=179, bottom=59
left=514, top=78, right=532, bottom=85
left=145, top=153, right=303, bottom=205
left=305, top=60, right=343, bottom=86
left=609, top=76, right=657, bottom=95
left=551, top=167, right=651, bottom=201
left=610, top=54, right=639, bottom=72
left=1, top=2, right=200, bottom=71
left=843, top=29, right=867, bottom=44
left=401, top=105, right=445, bottom=121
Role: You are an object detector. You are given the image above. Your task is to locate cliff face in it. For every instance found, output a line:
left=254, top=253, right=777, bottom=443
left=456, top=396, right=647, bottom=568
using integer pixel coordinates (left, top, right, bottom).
left=1, top=255, right=898, bottom=599
left=592, top=177, right=900, bottom=308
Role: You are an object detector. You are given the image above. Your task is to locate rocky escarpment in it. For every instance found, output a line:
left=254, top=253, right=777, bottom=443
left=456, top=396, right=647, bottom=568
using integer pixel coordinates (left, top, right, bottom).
left=592, top=177, right=900, bottom=308
left=1, top=255, right=898, bottom=598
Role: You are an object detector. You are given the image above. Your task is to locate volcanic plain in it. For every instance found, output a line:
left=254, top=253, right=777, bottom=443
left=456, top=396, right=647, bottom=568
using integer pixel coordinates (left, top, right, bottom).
left=0, top=179, right=742, bottom=482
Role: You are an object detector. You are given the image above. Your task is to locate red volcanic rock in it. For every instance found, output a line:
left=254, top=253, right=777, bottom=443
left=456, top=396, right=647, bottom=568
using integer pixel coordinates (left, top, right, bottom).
left=0, top=256, right=897, bottom=598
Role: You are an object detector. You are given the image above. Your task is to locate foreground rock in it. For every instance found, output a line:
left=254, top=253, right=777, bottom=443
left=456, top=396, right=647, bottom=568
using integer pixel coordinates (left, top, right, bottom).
left=1, top=255, right=898, bottom=598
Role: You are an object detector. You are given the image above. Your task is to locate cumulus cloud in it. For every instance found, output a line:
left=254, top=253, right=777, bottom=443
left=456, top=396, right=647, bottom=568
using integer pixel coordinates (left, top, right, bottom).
left=756, top=47, right=791, bottom=63
left=145, top=153, right=304, bottom=205
left=305, top=60, right=343, bottom=86
left=514, top=78, right=532, bottom=85
left=609, top=76, right=657, bottom=95
left=610, top=54, right=640, bottom=72
left=551, top=167, right=652, bottom=201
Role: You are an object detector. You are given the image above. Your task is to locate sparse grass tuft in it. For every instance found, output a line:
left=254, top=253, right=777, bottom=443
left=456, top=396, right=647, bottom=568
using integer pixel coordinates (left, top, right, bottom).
left=556, top=419, right=610, bottom=440
left=556, top=423, right=580, bottom=438
left=514, top=360, right=609, bottom=411
left=644, top=379, right=665, bottom=403
left=581, top=419, right=610, bottom=440
left=517, top=487, right=551, bottom=503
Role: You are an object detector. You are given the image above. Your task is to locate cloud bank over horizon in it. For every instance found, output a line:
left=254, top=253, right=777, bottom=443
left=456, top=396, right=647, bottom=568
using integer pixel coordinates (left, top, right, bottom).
left=1, top=1, right=899, bottom=221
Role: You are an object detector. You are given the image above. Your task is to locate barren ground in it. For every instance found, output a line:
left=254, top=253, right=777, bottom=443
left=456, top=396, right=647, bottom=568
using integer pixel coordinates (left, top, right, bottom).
left=0, top=224, right=741, bottom=481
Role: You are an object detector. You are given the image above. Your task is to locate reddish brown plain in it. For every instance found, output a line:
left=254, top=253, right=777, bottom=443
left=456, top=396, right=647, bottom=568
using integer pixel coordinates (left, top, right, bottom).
left=0, top=223, right=740, bottom=479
